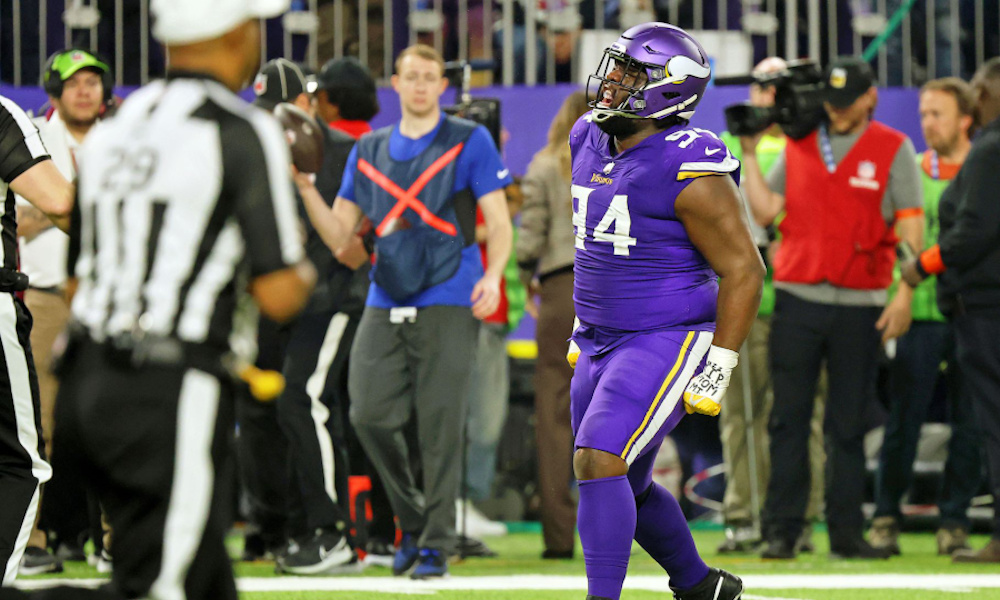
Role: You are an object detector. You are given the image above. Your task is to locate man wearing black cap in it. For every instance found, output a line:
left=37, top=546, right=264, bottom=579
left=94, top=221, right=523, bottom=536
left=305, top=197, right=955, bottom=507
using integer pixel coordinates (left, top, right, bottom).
left=315, top=56, right=380, bottom=140
left=740, top=56, right=924, bottom=560
left=248, top=57, right=389, bottom=574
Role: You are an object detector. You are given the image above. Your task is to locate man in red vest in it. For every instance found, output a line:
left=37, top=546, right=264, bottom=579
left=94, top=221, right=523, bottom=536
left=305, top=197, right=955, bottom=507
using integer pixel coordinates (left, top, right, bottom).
left=740, top=56, right=924, bottom=560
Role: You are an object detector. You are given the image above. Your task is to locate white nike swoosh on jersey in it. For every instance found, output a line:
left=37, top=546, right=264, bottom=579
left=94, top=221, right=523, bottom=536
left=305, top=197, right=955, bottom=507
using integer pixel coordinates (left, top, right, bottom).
left=705, top=148, right=721, bottom=156
left=497, top=168, right=510, bottom=179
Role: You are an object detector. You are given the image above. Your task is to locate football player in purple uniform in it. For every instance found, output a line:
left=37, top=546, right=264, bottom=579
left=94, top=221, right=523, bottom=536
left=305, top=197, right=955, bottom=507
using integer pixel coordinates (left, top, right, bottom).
left=569, top=23, right=764, bottom=600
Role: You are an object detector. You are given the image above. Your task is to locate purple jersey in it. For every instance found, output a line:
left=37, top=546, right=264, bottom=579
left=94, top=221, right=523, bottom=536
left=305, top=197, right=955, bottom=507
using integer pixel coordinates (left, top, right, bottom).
left=569, top=113, right=740, bottom=332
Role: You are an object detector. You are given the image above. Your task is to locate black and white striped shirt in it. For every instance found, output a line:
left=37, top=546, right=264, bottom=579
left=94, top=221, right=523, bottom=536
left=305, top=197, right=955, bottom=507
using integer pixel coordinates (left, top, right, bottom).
left=71, top=73, right=304, bottom=352
left=0, top=95, right=50, bottom=271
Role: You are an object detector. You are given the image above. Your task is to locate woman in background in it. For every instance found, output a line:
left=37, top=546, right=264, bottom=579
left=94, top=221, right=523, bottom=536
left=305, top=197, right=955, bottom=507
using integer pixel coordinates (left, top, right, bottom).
left=517, top=90, right=590, bottom=559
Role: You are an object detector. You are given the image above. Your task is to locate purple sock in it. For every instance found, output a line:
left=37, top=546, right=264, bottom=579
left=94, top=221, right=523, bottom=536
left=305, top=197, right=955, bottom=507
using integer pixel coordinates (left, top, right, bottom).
left=634, top=483, right=709, bottom=590
left=578, top=475, right=636, bottom=600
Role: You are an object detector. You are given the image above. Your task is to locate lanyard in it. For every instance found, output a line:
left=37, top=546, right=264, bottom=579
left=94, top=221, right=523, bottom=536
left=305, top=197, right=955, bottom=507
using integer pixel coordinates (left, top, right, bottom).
left=818, top=124, right=836, bottom=173
left=929, top=150, right=940, bottom=179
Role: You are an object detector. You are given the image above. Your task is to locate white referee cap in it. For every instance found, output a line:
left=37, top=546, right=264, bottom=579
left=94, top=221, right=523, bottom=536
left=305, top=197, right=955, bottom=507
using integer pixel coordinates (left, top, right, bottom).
left=152, top=0, right=290, bottom=45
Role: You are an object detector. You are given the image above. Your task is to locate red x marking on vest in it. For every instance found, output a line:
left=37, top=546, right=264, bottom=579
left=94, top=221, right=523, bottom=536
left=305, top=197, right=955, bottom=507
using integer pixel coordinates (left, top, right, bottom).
left=357, top=142, right=465, bottom=237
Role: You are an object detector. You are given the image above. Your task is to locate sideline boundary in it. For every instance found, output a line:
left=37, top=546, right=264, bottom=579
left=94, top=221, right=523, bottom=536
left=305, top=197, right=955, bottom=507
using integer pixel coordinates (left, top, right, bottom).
left=14, top=574, right=1000, bottom=593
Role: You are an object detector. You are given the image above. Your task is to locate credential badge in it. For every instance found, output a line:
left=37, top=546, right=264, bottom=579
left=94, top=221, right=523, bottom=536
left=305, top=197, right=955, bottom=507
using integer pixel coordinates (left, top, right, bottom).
left=858, top=160, right=876, bottom=179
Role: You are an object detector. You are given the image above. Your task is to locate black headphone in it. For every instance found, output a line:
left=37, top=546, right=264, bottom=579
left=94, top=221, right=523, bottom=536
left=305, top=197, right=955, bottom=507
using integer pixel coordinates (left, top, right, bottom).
left=42, top=48, right=114, bottom=104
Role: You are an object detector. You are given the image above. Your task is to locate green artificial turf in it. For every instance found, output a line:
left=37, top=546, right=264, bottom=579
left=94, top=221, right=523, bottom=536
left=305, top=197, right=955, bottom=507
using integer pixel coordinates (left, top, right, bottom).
left=20, top=527, right=1000, bottom=600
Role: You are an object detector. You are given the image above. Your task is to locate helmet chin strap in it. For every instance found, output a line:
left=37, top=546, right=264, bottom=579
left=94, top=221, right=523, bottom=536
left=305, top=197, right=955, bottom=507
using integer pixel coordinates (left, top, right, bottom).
left=591, top=107, right=644, bottom=123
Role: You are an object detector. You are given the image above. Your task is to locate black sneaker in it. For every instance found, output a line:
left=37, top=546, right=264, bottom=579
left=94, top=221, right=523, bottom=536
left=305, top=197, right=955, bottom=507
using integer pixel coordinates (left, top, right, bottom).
left=55, top=540, right=87, bottom=562
left=276, top=529, right=355, bottom=575
left=458, top=535, right=497, bottom=558
left=760, top=537, right=797, bottom=560
left=242, top=530, right=287, bottom=562
left=19, top=547, right=64, bottom=575
left=671, top=568, right=744, bottom=600
left=829, top=538, right=892, bottom=560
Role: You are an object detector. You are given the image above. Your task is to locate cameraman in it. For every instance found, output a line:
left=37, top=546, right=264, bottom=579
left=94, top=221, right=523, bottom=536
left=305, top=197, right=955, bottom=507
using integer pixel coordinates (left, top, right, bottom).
left=716, top=56, right=825, bottom=555
left=740, top=56, right=923, bottom=560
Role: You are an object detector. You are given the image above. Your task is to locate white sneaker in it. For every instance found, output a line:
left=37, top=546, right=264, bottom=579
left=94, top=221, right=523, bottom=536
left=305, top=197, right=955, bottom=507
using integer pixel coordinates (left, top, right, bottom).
left=456, top=499, right=506, bottom=537
left=96, top=549, right=113, bottom=574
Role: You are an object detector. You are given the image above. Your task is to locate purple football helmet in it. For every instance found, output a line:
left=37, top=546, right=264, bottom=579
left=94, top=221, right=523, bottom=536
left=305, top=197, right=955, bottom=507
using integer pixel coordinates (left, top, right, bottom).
left=589, top=22, right=711, bottom=123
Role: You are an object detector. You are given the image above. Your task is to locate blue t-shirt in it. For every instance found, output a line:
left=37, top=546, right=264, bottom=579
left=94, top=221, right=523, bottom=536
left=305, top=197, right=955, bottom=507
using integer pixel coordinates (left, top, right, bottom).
left=338, top=113, right=512, bottom=308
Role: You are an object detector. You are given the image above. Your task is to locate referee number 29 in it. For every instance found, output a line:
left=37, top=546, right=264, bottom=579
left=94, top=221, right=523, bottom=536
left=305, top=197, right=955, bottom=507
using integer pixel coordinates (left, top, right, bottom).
left=571, top=184, right=637, bottom=256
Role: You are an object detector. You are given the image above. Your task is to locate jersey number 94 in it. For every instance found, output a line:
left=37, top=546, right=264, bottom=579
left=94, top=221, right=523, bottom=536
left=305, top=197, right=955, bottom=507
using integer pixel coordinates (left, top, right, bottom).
left=572, top=185, right=638, bottom=256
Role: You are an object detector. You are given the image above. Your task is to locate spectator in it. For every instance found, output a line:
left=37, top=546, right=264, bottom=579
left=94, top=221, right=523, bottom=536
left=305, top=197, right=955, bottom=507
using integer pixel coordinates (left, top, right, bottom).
left=741, top=56, right=924, bottom=560
left=900, top=57, right=1000, bottom=564
left=716, top=56, right=825, bottom=555
left=248, top=58, right=370, bottom=575
left=11, top=48, right=111, bottom=576
left=516, top=89, right=589, bottom=559
left=300, top=61, right=399, bottom=562
left=869, top=77, right=981, bottom=557
left=297, top=43, right=513, bottom=579
left=462, top=186, right=526, bottom=534
left=315, top=56, right=380, bottom=140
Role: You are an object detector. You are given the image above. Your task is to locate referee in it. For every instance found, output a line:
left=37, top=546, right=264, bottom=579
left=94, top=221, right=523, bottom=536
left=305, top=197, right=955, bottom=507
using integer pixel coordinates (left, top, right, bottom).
left=0, top=95, right=72, bottom=584
left=53, top=0, right=315, bottom=598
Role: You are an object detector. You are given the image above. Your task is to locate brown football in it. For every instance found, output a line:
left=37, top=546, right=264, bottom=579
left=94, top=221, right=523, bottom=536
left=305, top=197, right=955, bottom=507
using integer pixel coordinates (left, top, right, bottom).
left=274, top=102, right=324, bottom=174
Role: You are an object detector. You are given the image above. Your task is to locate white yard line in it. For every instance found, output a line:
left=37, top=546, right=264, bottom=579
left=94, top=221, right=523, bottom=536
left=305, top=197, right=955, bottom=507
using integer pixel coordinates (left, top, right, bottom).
left=14, top=574, right=1000, bottom=593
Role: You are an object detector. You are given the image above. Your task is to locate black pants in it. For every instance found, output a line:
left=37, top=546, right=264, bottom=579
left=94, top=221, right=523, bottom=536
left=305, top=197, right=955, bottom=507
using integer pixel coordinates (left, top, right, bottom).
left=953, top=312, right=1000, bottom=539
left=238, top=311, right=395, bottom=546
left=235, top=388, right=295, bottom=545
left=763, top=291, right=882, bottom=550
left=874, top=321, right=981, bottom=528
left=53, top=343, right=237, bottom=600
left=276, top=311, right=356, bottom=533
left=0, top=294, right=49, bottom=584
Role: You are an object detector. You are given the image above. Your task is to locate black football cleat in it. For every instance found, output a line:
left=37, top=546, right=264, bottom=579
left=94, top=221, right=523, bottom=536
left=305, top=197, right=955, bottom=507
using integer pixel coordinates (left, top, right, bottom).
left=671, top=568, right=744, bottom=600
left=586, top=596, right=614, bottom=600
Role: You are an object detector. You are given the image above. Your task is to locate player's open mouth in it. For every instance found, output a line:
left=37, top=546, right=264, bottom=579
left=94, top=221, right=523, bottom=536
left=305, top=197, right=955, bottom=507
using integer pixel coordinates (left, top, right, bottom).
left=597, top=89, right=615, bottom=108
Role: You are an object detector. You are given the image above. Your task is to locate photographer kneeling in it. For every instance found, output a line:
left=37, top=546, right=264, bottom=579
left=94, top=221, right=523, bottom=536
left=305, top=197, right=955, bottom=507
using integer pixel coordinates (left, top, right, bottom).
left=739, top=56, right=924, bottom=560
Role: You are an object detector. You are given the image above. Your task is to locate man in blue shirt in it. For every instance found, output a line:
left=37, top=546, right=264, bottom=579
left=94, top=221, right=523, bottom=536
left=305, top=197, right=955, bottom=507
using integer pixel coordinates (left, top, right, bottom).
left=297, top=43, right=512, bottom=579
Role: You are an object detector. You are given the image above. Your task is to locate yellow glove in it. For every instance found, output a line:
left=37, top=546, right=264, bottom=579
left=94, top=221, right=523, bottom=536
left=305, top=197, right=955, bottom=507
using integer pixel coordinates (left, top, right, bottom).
left=683, top=345, right=739, bottom=417
left=240, top=365, right=286, bottom=402
left=567, top=317, right=582, bottom=367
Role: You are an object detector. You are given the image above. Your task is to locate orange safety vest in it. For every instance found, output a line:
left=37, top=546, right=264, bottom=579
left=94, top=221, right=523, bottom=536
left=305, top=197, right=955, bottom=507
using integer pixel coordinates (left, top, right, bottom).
left=774, top=122, right=905, bottom=290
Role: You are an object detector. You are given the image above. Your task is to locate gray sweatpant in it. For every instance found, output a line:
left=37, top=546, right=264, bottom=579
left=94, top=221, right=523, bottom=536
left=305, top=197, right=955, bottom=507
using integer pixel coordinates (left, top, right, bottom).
left=348, top=305, right=479, bottom=554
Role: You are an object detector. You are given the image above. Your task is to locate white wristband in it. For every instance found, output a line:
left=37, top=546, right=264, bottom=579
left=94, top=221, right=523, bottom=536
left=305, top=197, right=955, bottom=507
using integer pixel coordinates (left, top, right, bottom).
left=706, top=345, right=739, bottom=369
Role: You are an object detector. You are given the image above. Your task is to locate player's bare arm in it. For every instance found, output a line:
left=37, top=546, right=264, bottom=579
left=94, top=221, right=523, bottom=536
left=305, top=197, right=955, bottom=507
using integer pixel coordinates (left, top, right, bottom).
left=471, top=187, right=512, bottom=320
left=739, top=134, right=785, bottom=227
left=675, top=173, right=765, bottom=352
left=9, top=159, right=73, bottom=232
left=876, top=213, right=923, bottom=341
